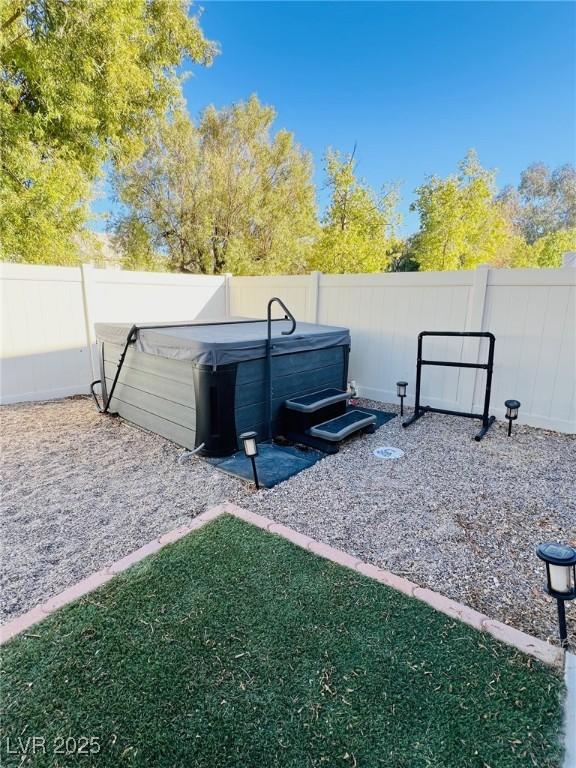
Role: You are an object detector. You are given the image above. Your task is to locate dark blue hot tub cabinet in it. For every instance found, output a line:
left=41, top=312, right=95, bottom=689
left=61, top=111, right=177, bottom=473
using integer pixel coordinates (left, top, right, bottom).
left=95, top=319, right=351, bottom=457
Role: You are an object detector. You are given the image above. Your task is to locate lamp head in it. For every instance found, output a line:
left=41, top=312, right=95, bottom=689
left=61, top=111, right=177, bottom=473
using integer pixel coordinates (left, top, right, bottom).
left=505, top=399, right=521, bottom=420
left=239, top=431, right=258, bottom=458
left=536, top=542, right=576, bottom=599
left=396, top=381, right=408, bottom=397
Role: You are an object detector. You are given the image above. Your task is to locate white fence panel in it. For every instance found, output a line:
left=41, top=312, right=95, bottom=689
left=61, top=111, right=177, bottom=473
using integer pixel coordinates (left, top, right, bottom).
left=318, top=271, right=474, bottom=411
left=481, top=269, right=575, bottom=432
left=230, top=275, right=315, bottom=321
left=87, top=267, right=226, bottom=326
left=0, top=264, right=91, bottom=404
left=230, top=266, right=575, bottom=433
left=0, top=264, right=228, bottom=405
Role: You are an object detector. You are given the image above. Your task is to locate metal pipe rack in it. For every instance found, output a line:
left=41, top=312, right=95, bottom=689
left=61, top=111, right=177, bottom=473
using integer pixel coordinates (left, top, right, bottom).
left=402, top=331, right=496, bottom=442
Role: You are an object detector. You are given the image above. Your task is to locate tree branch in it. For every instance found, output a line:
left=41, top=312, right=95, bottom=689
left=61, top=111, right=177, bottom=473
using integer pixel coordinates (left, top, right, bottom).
left=1, top=163, right=27, bottom=188
left=1, top=4, right=25, bottom=32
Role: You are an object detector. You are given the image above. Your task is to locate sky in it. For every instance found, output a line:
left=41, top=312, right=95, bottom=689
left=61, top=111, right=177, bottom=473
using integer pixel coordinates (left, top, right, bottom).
left=94, top=1, right=576, bottom=235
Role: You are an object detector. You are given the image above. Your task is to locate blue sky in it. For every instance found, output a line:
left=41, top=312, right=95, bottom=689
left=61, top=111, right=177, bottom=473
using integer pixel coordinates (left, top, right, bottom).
left=94, top=1, right=575, bottom=235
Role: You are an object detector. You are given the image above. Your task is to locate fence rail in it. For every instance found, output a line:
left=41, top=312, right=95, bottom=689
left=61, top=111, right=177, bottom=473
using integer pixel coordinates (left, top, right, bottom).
left=1, top=262, right=574, bottom=433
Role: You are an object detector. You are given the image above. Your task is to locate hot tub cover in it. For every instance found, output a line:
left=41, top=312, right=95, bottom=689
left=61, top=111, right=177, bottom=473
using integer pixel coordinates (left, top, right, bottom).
left=95, top=318, right=350, bottom=367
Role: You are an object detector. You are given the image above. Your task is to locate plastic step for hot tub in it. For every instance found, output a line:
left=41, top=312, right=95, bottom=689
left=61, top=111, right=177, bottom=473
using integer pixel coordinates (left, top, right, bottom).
left=284, top=388, right=348, bottom=413
left=308, top=409, right=377, bottom=442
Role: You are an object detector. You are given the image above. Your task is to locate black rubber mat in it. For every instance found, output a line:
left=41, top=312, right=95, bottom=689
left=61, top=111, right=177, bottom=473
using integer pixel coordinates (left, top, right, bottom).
left=204, top=407, right=397, bottom=488
left=206, top=441, right=325, bottom=489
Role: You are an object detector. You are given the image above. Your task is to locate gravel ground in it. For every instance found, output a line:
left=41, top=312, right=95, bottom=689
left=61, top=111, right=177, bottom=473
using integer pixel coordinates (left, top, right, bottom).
left=1, top=396, right=574, bottom=645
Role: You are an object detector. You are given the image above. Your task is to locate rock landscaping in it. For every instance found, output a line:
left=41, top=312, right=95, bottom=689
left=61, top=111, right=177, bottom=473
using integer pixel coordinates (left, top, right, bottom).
left=1, top=396, right=574, bottom=644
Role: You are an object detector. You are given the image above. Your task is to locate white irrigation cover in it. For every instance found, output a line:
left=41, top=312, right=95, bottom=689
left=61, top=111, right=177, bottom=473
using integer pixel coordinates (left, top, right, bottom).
left=373, top=446, right=405, bottom=460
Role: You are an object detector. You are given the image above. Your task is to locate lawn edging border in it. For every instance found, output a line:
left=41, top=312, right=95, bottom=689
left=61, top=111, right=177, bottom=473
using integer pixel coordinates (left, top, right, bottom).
left=0, top=502, right=564, bottom=670
left=222, top=503, right=564, bottom=668
left=0, top=504, right=225, bottom=646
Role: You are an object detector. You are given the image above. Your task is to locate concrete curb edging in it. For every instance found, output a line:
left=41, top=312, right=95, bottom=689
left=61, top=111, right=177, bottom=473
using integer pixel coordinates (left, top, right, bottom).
left=0, top=502, right=565, bottom=670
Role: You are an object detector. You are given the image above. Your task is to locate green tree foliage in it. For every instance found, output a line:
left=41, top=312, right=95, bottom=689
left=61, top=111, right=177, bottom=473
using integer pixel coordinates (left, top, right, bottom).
left=493, top=162, right=576, bottom=268
left=529, top=228, right=576, bottom=267
left=111, top=216, right=165, bottom=272
left=2, top=0, right=573, bottom=280
left=409, top=151, right=512, bottom=271
left=0, top=0, right=215, bottom=264
left=497, top=163, right=576, bottom=244
left=390, top=236, right=422, bottom=273
left=112, top=96, right=317, bottom=274
left=308, top=149, right=401, bottom=273
left=508, top=227, right=576, bottom=268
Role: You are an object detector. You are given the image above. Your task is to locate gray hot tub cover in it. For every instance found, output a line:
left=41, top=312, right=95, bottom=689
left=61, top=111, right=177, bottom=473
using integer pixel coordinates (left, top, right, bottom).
left=95, top=318, right=350, bottom=367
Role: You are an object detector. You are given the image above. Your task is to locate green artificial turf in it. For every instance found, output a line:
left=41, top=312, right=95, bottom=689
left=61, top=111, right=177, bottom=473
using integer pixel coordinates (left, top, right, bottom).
left=0, top=515, right=564, bottom=768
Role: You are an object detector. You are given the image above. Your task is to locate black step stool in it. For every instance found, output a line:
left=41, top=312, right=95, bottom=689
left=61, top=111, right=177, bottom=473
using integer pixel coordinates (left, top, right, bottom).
left=283, top=388, right=376, bottom=453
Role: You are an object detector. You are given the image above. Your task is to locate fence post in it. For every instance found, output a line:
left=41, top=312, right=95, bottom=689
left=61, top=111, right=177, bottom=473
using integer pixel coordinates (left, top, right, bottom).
left=460, top=264, right=490, bottom=412
left=80, top=263, right=97, bottom=381
left=309, top=271, right=321, bottom=323
left=224, top=272, right=232, bottom=319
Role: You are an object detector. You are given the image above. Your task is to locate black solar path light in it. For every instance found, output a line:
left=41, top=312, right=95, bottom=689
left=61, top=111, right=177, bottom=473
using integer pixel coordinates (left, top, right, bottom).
left=239, top=431, right=260, bottom=490
left=504, top=399, right=521, bottom=436
left=536, top=542, right=576, bottom=648
left=396, top=381, right=408, bottom=417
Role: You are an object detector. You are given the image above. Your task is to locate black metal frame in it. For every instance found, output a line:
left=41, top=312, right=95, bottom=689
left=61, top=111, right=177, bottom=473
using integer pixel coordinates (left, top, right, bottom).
left=402, top=331, right=496, bottom=442
left=91, top=324, right=138, bottom=415
left=90, top=316, right=295, bottom=417
left=266, top=298, right=297, bottom=439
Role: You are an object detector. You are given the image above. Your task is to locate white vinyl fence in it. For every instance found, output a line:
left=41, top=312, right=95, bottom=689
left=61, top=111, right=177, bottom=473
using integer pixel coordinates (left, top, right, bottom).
left=0, top=263, right=228, bottom=405
left=1, top=262, right=574, bottom=432
left=231, top=266, right=576, bottom=433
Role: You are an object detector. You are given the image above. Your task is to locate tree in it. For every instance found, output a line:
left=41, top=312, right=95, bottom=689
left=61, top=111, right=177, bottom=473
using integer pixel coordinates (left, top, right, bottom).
left=308, top=149, right=401, bottom=273
left=389, top=235, right=420, bottom=272
left=0, top=0, right=215, bottom=264
left=497, top=162, right=576, bottom=243
left=509, top=227, right=576, bottom=268
left=409, top=150, right=511, bottom=271
left=530, top=228, right=576, bottom=267
left=112, top=96, right=317, bottom=274
left=111, top=216, right=165, bottom=272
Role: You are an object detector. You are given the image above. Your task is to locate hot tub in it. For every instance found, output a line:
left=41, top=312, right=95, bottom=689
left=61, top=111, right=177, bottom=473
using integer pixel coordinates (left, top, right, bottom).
left=94, top=318, right=351, bottom=457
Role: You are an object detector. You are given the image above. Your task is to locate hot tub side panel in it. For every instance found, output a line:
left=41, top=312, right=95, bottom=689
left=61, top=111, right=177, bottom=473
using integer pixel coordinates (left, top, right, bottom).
left=101, top=342, right=197, bottom=450
left=234, top=344, right=349, bottom=443
left=192, top=364, right=238, bottom=457
left=100, top=337, right=350, bottom=456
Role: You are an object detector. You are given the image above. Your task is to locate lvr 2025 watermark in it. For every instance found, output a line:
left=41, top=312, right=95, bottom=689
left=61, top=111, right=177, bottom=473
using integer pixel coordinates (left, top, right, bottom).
left=4, top=735, right=100, bottom=756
